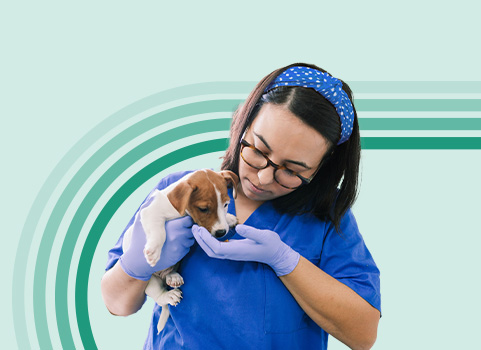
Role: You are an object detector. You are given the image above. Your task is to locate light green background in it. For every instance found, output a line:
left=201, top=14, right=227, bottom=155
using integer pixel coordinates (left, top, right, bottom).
left=2, top=1, right=480, bottom=349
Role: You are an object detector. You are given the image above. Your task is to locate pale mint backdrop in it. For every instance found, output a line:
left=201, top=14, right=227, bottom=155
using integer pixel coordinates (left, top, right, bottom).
left=2, top=1, right=480, bottom=349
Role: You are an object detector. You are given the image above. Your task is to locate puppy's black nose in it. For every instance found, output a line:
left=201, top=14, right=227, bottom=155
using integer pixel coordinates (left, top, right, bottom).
left=214, top=229, right=227, bottom=238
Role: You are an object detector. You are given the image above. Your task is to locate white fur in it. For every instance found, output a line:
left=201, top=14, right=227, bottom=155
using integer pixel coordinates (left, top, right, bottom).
left=141, top=189, right=182, bottom=267
left=210, top=186, right=229, bottom=234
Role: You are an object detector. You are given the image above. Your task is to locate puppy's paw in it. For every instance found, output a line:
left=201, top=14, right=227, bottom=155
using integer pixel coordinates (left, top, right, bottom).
left=166, top=272, right=184, bottom=288
left=143, top=244, right=161, bottom=267
left=158, top=289, right=183, bottom=307
left=226, top=213, right=238, bottom=228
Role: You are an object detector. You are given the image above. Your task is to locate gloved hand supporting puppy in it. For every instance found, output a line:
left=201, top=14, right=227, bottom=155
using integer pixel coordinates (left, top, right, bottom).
left=120, top=216, right=195, bottom=281
left=192, top=224, right=300, bottom=277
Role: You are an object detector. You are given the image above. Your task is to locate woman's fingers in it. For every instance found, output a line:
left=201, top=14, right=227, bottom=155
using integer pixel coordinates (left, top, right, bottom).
left=192, top=225, right=224, bottom=258
left=193, top=225, right=252, bottom=260
left=235, top=224, right=271, bottom=243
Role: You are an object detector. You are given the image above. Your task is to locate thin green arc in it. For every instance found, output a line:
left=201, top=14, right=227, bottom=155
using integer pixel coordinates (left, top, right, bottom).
left=56, top=121, right=230, bottom=349
left=356, top=99, right=481, bottom=111
left=359, top=118, right=481, bottom=130
left=12, top=82, right=250, bottom=350
left=33, top=101, right=239, bottom=350
left=361, top=137, right=481, bottom=149
left=76, top=139, right=228, bottom=350
left=348, top=81, right=481, bottom=93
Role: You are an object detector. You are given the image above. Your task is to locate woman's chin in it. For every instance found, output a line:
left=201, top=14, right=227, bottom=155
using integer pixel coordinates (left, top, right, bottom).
left=241, top=178, right=272, bottom=201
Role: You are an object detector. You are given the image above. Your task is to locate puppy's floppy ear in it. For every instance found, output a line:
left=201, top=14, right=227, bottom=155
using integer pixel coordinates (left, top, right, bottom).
left=220, top=170, right=239, bottom=199
left=167, top=181, right=195, bottom=215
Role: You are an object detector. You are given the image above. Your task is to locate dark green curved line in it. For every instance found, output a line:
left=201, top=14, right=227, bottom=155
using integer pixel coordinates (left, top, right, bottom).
left=33, top=101, right=239, bottom=350
left=359, top=118, right=481, bottom=130
left=349, top=81, right=481, bottom=93
left=76, top=139, right=228, bottom=350
left=55, top=122, right=230, bottom=349
left=356, top=99, right=481, bottom=111
left=361, top=137, right=481, bottom=149
left=13, top=83, right=249, bottom=350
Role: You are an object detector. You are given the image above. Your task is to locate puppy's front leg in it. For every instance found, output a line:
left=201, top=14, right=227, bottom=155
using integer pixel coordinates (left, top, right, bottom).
left=140, top=190, right=179, bottom=267
left=142, top=222, right=166, bottom=268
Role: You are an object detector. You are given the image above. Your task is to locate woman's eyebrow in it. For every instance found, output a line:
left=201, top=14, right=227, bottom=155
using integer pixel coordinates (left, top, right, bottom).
left=253, top=131, right=312, bottom=169
left=253, top=131, right=272, bottom=151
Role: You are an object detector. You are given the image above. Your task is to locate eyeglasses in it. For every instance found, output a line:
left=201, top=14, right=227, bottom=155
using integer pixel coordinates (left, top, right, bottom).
left=240, top=138, right=320, bottom=189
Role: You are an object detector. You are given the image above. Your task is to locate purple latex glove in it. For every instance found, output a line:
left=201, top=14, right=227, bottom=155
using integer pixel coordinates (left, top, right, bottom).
left=192, top=224, right=300, bottom=276
left=119, top=216, right=195, bottom=281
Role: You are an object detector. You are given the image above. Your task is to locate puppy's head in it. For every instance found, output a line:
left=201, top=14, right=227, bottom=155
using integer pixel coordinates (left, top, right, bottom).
left=167, top=169, right=239, bottom=238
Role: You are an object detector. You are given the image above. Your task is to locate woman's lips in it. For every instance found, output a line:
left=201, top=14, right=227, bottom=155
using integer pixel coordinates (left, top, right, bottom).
left=247, top=178, right=266, bottom=194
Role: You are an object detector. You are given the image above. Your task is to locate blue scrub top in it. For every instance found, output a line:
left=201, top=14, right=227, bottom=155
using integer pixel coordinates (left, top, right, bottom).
left=106, top=170, right=381, bottom=350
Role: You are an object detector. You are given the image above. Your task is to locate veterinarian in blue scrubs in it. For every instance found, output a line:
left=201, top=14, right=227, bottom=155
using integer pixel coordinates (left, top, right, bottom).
left=101, top=63, right=381, bottom=350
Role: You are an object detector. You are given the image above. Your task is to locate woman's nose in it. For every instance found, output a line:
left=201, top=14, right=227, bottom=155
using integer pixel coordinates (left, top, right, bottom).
left=257, top=166, right=275, bottom=185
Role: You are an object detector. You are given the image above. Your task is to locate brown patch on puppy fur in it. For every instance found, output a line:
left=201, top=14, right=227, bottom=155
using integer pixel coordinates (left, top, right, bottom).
left=167, top=181, right=195, bottom=215
left=168, top=169, right=239, bottom=233
left=186, top=170, right=221, bottom=232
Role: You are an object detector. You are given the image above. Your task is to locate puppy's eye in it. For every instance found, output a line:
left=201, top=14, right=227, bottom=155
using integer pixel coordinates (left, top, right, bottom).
left=197, top=207, right=209, bottom=213
left=224, top=203, right=229, bottom=208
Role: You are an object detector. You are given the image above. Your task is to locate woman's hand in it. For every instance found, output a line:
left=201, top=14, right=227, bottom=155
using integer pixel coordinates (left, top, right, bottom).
left=192, top=224, right=300, bottom=276
left=119, top=216, right=196, bottom=280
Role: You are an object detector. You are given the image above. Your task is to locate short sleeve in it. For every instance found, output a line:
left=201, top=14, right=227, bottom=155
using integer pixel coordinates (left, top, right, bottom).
left=104, top=170, right=194, bottom=271
left=319, top=209, right=381, bottom=314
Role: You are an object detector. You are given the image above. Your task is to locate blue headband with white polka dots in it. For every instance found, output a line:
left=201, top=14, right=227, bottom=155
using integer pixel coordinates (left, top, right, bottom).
left=264, top=66, right=355, bottom=145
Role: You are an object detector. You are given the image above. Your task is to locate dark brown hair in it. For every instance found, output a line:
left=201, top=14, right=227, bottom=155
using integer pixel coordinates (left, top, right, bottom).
left=221, top=63, right=361, bottom=232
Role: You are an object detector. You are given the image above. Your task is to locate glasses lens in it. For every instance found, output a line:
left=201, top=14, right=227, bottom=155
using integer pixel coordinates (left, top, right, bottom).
left=241, top=145, right=303, bottom=189
left=241, top=146, right=268, bottom=168
left=274, top=169, right=303, bottom=189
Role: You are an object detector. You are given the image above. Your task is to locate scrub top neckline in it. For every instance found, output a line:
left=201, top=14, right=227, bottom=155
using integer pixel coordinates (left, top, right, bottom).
left=227, top=187, right=282, bottom=230
left=228, top=187, right=264, bottom=225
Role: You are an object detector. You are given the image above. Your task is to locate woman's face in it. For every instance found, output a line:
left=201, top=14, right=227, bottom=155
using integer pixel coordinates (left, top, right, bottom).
left=238, top=103, right=331, bottom=202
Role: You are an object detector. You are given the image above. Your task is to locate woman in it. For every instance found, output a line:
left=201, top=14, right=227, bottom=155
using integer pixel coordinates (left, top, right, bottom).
left=101, top=63, right=381, bottom=350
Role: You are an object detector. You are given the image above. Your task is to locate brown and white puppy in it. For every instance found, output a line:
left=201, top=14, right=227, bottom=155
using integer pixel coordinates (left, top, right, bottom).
left=122, top=169, right=239, bottom=333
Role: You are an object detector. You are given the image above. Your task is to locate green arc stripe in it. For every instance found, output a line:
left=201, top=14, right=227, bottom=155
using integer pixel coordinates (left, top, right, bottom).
left=76, top=139, right=228, bottom=350
left=349, top=81, right=481, bottom=93
left=356, top=99, right=481, bottom=111
left=13, top=83, right=249, bottom=350
left=359, top=118, right=481, bottom=130
left=361, top=137, right=481, bottom=149
left=33, top=101, right=238, bottom=350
